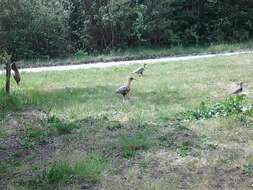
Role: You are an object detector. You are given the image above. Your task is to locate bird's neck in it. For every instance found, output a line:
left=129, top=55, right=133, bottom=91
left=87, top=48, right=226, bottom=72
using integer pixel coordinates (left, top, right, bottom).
left=127, top=80, right=132, bottom=88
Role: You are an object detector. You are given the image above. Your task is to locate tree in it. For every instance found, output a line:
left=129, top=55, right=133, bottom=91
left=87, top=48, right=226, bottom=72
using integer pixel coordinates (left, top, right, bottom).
left=1, top=0, right=253, bottom=59
left=0, top=51, right=12, bottom=93
left=0, top=51, right=20, bottom=94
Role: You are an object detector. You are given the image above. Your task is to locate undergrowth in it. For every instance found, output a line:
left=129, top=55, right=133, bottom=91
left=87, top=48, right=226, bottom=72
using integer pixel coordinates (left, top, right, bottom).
left=22, top=155, right=107, bottom=189
left=118, top=131, right=153, bottom=158
left=179, top=96, right=251, bottom=121
left=0, top=89, right=31, bottom=113
left=21, top=115, right=78, bottom=149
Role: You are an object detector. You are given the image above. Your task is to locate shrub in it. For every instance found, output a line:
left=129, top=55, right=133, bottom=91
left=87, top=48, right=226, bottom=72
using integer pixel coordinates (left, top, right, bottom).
left=179, top=96, right=250, bottom=120
left=74, top=50, right=89, bottom=60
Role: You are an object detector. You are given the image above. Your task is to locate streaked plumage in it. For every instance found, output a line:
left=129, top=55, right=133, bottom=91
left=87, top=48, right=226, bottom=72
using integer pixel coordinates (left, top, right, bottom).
left=116, top=77, right=135, bottom=97
left=231, top=82, right=244, bottom=95
left=132, top=64, right=147, bottom=76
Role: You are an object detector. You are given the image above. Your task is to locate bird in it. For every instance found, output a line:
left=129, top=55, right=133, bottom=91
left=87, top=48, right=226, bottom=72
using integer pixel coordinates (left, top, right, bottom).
left=231, top=82, right=244, bottom=95
left=132, top=64, right=147, bottom=76
left=116, top=77, right=135, bottom=97
left=11, top=62, right=21, bottom=85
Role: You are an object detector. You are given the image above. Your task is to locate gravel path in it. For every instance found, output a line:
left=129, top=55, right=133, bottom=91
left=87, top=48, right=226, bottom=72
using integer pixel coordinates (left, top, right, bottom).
left=0, top=51, right=252, bottom=74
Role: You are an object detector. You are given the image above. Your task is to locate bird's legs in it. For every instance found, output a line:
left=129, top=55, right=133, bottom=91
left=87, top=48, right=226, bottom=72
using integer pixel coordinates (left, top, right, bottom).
left=123, top=93, right=130, bottom=100
left=122, top=95, right=128, bottom=103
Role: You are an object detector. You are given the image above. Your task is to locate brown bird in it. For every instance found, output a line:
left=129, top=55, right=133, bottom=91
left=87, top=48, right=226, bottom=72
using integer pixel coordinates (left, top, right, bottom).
left=11, top=62, right=21, bottom=85
left=231, top=82, right=244, bottom=95
left=132, top=64, right=147, bottom=76
left=116, top=77, right=135, bottom=97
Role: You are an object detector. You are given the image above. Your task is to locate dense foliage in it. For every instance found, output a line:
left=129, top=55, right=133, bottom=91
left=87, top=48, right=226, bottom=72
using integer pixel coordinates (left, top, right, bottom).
left=1, top=0, right=253, bottom=60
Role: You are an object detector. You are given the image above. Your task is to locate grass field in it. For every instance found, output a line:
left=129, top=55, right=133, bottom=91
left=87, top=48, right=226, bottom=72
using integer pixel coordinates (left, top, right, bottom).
left=8, top=40, right=253, bottom=69
left=1, top=54, right=253, bottom=189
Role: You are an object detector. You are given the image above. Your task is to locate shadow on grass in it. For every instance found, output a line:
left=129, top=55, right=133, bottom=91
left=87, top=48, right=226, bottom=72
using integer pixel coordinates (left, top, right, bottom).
left=25, top=86, right=193, bottom=112
left=22, top=86, right=117, bottom=111
left=30, top=87, right=114, bottom=106
left=134, top=89, right=190, bottom=105
left=0, top=87, right=188, bottom=116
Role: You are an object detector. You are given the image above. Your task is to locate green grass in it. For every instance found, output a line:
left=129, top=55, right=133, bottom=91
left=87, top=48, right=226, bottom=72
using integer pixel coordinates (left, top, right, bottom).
left=7, top=53, right=252, bottom=122
left=21, top=125, right=51, bottom=148
left=0, top=89, right=31, bottom=113
left=19, top=116, right=78, bottom=149
left=0, top=163, right=8, bottom=177
left=74, top=155, right=108, bottom=182
left=46, top=115, right=78, bottom=135
left=2, top=53, right=253, bottom=189
left=10, top=40, right=253, bottom=68
left=118, top=131, right=153, bottom=158
left=176, top=141, right=192, bottom=157
left=21, top=156, right=107, bottom=189
left=178, top=95, right=249, bottom=120
left=47, top=161, right=73, bottom=184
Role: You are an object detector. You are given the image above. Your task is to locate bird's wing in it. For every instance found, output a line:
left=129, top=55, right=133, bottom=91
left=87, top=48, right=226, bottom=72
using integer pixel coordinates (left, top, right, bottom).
left=116, top=85, right=128, bottom=93
left=231, top=87, right=242, bottom=95
left=132, top=67, right=144, bottom=74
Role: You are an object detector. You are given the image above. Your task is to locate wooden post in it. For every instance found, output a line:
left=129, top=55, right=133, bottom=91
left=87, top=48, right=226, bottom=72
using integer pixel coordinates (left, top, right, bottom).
left=5, top=61, right=11, bottom=94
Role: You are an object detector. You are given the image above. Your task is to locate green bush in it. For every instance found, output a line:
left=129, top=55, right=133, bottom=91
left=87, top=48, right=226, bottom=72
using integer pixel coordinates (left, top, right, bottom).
left=74, top=50, right=89, bottom=60
left=1, top=0, right=253, bottom=59
left=180, top=96, right=250, bottom=120
left=0, top=0, right=70, bottom=59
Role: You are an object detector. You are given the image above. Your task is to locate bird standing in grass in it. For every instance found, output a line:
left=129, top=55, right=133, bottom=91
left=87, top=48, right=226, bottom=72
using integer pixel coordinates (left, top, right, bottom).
left=116, top=77, right=135, bottom=97
left=231, top=82, right=244, bottom=95
left=132, top=64, right=147, bottom=76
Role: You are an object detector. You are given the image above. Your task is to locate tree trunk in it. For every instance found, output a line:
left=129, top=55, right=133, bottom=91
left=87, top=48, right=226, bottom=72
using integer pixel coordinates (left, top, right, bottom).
left=5, top=62, right=11, bottom=94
